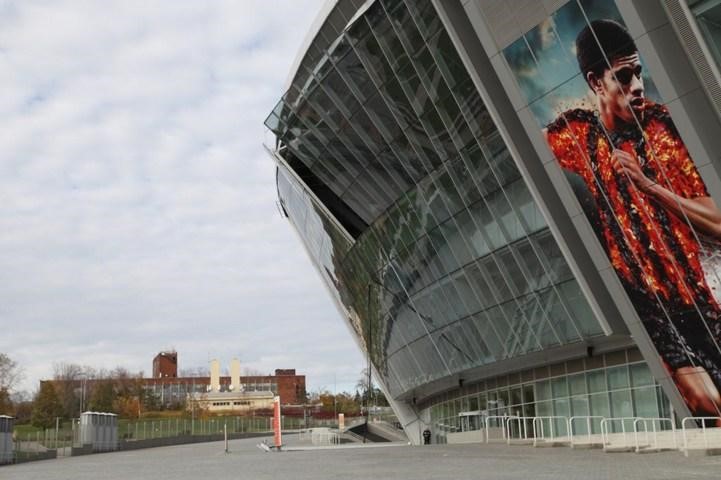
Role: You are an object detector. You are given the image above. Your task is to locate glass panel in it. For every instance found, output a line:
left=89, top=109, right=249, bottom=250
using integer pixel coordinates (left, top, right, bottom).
left=510, top=387, right=522, bottom=406
left=568, top=374, right=587, bottom=396
left=389, top=2, right=424, bottom=57
left=571, top=396, right=590, bottom=418
left=587, top=370, right=606, bottom=394
left=355, top=30, right=396, bottom=90
left=607, top=366, right=630, bottom=391
left=536, top=400, right=553, bottom=417
left=523, top=384, right=534, bottom=404
left=633, top=387, right=660, bottom=419
left=552, top=398, right=570, bottom=433
left=551, top=376, right=568, bottom=398
left=336, top=49, right=374, bottom=103
left=556, top=281, right=602, bottom=337
left=610, top=390, right=633, bottom=419
left=498, top=389, right=510, bottom=410
left=690, top=1, right=721, bottom=72
left=589, top=393, right=610, bottom=431
left=427, top=30, right=467, bottom=89
left=630, top=363, right=654, bottom=388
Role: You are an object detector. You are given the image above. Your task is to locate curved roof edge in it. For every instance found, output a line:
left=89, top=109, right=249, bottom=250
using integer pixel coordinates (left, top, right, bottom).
left=284, top=0, right=339, bottom=91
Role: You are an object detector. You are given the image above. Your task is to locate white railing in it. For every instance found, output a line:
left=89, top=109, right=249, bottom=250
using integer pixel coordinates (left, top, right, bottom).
left=452, top=415, right=721, bottom=454
left=681, top=416, right=721, bottom=452
left=600, top=417, right=638, bottom=451
left=309, top=428, right=339, bottom=446
left=485, top=415, right=510, bottom=443
left=633, top=418, right=676, bottom=452
left=532, top=416, right=569, bottom=446
left=568, top=416, right=604, bottom=447
left=505, top=416, right=532, bottom=444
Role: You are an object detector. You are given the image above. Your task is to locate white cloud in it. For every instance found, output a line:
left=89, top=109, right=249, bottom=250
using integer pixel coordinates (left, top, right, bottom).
left=0, top=0, right=364, bottom=396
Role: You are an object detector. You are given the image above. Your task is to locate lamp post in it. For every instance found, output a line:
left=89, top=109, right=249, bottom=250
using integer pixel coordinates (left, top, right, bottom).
left=78, top=375, right=87, bottom=415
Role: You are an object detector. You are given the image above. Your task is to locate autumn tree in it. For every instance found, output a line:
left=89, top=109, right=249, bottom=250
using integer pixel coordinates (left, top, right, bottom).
left=32, top=382, right=62, bottom=429
left=113, top=396, right=140, bottom=420
left=88, top=380, right=115, bottom=413
left=312, top=390, right=362, bottom=416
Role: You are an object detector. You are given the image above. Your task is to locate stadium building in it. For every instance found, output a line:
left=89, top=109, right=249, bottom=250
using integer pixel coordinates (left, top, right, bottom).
left=265, top=0, right=721, bottom=444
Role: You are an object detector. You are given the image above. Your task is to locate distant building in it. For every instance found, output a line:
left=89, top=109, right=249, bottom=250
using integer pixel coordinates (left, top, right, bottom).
left=144, top=354, right=306, bottom=408
left=192, top=391, right=274, bottom=414
left=152, top=351, right=177, bottom=378
left=40, top=352, right=306, bottom=411
left=186, top=359, right=275, bottom=413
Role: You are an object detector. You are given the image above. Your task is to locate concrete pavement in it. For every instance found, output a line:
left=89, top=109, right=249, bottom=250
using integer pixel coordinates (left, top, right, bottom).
left=3, top=433, right=721, bottom=479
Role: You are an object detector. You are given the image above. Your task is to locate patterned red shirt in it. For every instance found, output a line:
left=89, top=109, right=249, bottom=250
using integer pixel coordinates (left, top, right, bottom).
left=545, top=102, right=712, bottom=308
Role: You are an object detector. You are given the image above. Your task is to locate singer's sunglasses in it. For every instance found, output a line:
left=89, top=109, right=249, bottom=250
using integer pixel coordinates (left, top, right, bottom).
left=613, top=64, right=643, bottom=86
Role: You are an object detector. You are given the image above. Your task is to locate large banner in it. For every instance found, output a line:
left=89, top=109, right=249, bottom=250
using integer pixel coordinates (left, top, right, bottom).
left=502, top=0, right=721, bottom=418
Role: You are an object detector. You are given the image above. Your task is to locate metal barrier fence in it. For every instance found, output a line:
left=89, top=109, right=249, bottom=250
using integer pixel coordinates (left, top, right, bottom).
left=633, top=418, right=676, bottom=452
left=449, top=414, right=721, bottom=455
left=681, top=416, right=721, bottom=452
left=9, top=414, right=323, bottom=462
left=532, top=416, right=569, bottom=446
left=122, top=416, right=273, bottom=440
left=568, top=416, right=604, bottom=447
left=310, top=428, right=340, bottom=446
left=484, top=416, right=508, bottom=443
left=600, top=417, right=638, bottom=451
left=505, top=416, right=530, bottom=444
left=13, top=425, right=76, bottom=461
left=472, top=415, right=682, bottom=453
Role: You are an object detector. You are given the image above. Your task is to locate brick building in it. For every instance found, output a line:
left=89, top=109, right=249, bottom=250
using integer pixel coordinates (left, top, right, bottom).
left=152, top=351, right=177, bottom=378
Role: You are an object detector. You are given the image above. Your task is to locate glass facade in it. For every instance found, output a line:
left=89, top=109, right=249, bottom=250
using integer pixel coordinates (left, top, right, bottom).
left=689, top=0, right=721, bottom=69
left=425, top=348, right=671, bottom=444
left=266, top=0, right=606, bottom=403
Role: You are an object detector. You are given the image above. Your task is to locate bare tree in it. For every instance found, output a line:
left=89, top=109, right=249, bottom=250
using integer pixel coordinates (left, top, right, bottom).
left=52, top=362, right=92, bottom=418
left=0, top=353, right=23, bottom=393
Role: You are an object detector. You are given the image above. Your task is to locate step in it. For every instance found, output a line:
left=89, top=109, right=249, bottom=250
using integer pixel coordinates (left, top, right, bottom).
left=684, top=447, right=721, bottom=457
left=533, top=441, right=569, bottom=448
left=571, top=442, right=603, bottom=449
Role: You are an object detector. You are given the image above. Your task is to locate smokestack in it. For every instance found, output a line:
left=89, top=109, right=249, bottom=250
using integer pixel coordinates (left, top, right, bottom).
left=210, top=359, right=220, bottom=392
left=230, top=358, right=241, bottom=392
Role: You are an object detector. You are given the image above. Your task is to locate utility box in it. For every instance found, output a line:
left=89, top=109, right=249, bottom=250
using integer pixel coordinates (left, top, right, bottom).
left=0, top=415, right=14, bottom=464
left=80, top=412, right=118, bottom=452
left=109, top=414, right=118, bottom=450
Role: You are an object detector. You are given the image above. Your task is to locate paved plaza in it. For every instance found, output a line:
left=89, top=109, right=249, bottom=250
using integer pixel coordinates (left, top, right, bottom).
left=4, top=434, right=721, bottom=480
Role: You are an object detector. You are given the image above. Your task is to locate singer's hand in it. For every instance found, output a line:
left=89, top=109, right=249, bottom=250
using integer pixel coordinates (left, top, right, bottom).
left=611, top=149, right=655, bottom=192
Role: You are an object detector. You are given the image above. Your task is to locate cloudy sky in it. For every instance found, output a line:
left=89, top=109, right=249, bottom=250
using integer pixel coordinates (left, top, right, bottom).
left=0, top=0, right=365, bottom=396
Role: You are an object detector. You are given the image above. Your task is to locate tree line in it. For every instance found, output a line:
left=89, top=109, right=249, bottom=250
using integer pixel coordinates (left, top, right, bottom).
left=0, top=354, right=178, bottom=429
left=1, top=353, right=390, bottom=429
